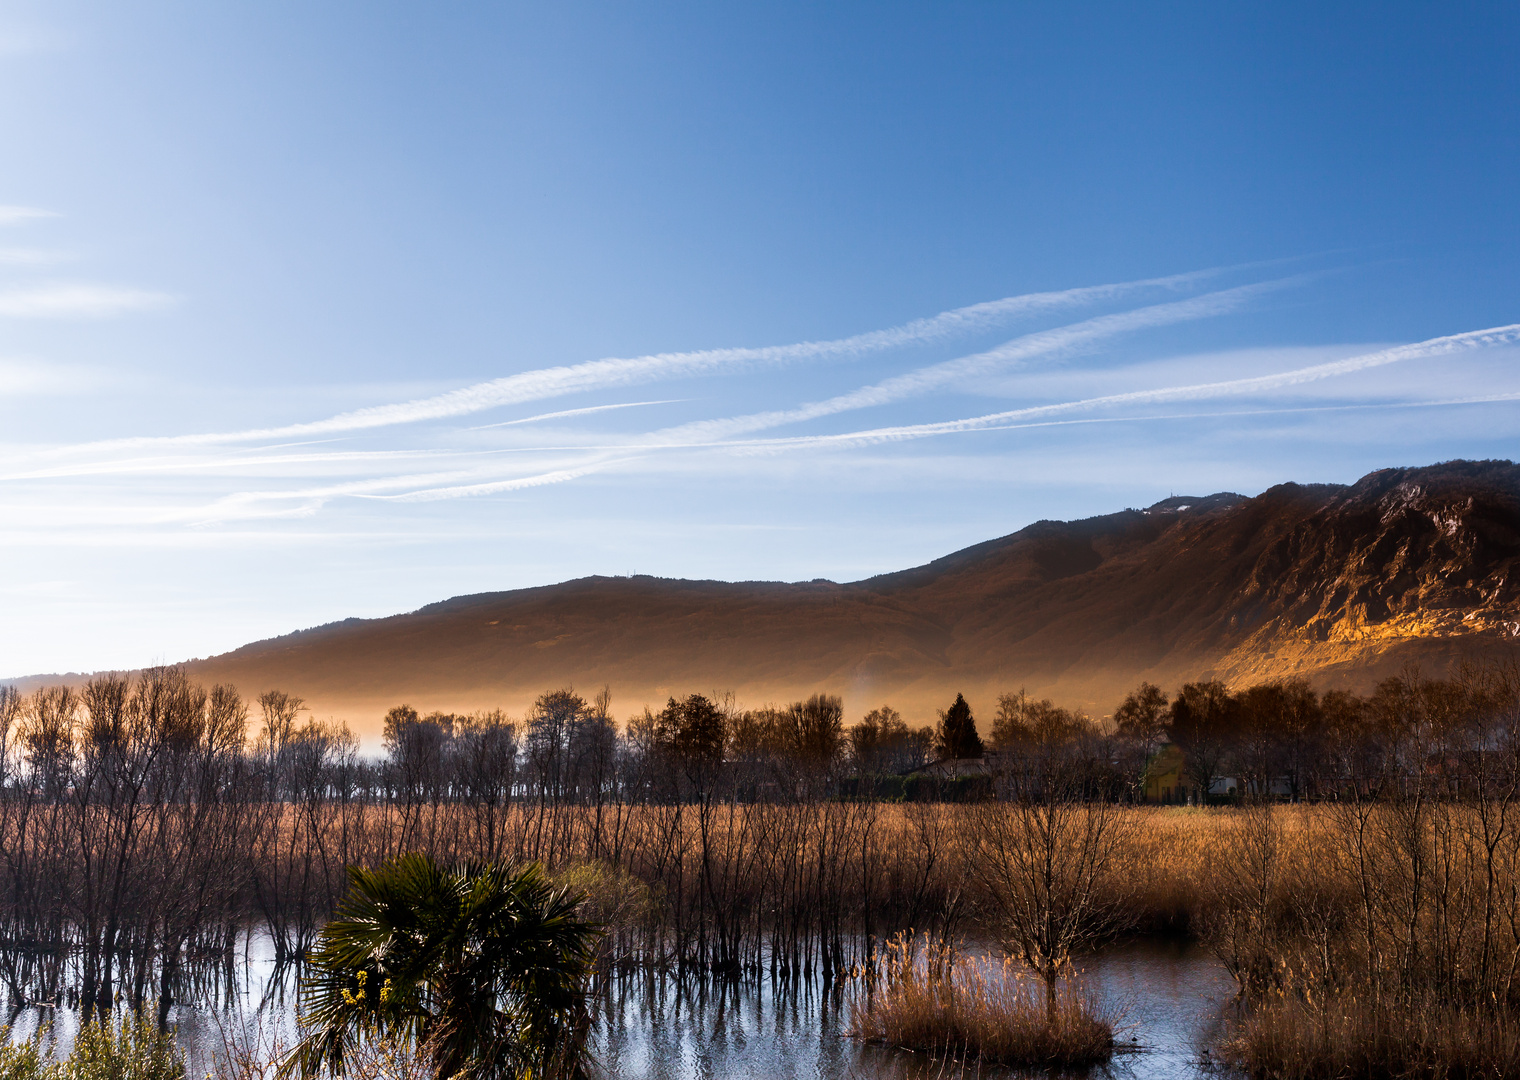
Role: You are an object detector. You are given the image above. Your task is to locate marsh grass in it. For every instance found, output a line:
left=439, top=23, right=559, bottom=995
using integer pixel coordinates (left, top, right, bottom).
left=4, top=802, right=1516, bottom=1080
left=1192, top=799, right=1520, bottom=1080
left=1220, top=988, right=1520, bottom=1080
left=848, top=934, right=1116, bottom=1069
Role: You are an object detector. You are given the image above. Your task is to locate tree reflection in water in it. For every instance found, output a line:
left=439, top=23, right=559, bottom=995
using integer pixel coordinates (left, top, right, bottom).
left=5, top=937, right=1233, bottom=1080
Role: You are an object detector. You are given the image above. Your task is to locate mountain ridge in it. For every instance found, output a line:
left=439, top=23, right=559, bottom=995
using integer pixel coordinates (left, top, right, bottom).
left=10, top=461, right=1520, bottom=735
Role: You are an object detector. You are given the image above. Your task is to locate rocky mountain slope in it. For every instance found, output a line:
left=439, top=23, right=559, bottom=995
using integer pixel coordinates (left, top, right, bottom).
left=164, top=459, right=1520, bottom=730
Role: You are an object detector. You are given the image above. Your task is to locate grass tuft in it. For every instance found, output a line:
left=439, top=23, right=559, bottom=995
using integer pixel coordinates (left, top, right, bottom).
left=849, top=934, right=1115, bottom=1069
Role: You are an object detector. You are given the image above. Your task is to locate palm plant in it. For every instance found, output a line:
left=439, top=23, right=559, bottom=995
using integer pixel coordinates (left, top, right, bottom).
left=283, top=854, right=601, bottom=1080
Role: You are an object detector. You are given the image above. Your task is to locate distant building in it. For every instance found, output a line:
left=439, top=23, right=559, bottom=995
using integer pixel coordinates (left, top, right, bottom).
left=912, top=756, right=992, bottom=780
left=1142, top=743, right=1241, bottom=803
left=1144, top=743, right=1189, bottom=802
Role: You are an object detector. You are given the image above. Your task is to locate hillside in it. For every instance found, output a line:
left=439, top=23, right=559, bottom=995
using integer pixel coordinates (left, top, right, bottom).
left=149, top=459, right=1520, bottom=731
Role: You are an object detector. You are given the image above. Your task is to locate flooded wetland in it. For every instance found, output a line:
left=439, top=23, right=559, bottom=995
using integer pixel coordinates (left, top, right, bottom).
left=2, top=672, right=1519, bottom=1079
left=7, top=938, right=1237, bottom=1080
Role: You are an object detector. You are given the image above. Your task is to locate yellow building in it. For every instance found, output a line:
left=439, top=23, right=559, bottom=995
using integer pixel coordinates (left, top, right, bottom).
left=1144, top=743, right=1193, bottom=803
left=1144, top=742, right=1240, bottom=803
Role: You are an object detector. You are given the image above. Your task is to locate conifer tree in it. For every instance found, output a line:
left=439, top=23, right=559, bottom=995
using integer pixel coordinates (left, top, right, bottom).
left=935, top=692, right=984, bottom=760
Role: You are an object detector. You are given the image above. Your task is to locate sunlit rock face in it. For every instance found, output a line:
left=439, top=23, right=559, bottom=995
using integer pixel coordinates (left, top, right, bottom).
left=178, top=460, right=1520, bottom=733
left=1211, top=461, right=1520, bottom=685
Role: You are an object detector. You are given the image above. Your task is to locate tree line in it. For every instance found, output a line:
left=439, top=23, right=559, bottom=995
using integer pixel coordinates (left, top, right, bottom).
left=1105, top=664, right=1520, bottom=801
left=0, top=671, right=987, bottom=1007
left=0, top=660, right=1515, bottom=1019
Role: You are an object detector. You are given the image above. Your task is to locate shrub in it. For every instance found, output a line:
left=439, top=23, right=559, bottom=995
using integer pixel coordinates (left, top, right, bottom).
left=214, top=1019, right=433, bottom=1080
left=0, top=1029, right=47, bottom=1080
left=550, top=860, right=655, bottom=960
left=0, top=1014, right=185, bottom=1080
left=64, top=1012, right=185, bottom=1080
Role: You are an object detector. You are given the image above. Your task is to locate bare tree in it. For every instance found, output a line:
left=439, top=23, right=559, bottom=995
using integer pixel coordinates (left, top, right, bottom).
left=1168, top=680, right=1236, bottom=800
left=971, top=756, right=1135, bottom=1010
left=849, top=705, right=932, bottom=776
left=258, top=690, right=306, bottom=753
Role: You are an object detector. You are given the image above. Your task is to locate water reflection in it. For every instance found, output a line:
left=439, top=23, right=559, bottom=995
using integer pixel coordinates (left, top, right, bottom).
left=593, top=941, right=1234, bottom=1080
left=5, top=939, right=1236, bottom=1080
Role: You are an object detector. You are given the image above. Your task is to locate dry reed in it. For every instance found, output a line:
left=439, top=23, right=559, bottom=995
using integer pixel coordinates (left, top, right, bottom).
left=1220, top=988, right=1520, bottom=1080
left=848, top=933, right=1115, bottom=1068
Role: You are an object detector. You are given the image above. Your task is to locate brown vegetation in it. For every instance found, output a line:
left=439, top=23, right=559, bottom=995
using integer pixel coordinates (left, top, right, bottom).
left=1221, top=989, right=1520, bottom=1080
left=1, top=657, right=1519, bottom=1078
left=848, top=933, right=1115, bottom=1068
left=1201, top=797, right=1520, bottom=1079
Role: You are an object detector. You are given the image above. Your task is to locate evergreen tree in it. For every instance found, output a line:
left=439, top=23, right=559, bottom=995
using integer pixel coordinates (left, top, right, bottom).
left=935, top=692, right=984, bottom=760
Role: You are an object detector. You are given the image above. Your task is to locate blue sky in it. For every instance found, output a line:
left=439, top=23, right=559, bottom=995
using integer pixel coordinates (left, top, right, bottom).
left=1, top=1, right=1517, bottom=677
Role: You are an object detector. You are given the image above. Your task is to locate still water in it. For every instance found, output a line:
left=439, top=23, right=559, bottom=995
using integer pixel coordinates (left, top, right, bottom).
left=592, top=942, right=1236, bottom=1080
left=9, top=939, right=1237, bottom=1080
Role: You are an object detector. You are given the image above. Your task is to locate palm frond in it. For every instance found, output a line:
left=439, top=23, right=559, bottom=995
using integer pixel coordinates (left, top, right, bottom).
left=283, top=854, right=601, bottom=1080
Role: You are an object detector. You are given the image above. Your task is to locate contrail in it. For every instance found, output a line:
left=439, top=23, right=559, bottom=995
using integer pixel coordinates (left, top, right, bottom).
left=24, top=267, right=1227, bottom=454
left=468, top=399, right=683, bottom=430
left=168, top=452, right=629, bottom=521
left=650, top=277, right=1296, bottom=443
left=47, top=325, right=1514, bottom=518
left=366, top=461, right=633, bottom=503
left=15, top=321, right=1508, bottom=504
left=709, top=323, right=1520, bottom=451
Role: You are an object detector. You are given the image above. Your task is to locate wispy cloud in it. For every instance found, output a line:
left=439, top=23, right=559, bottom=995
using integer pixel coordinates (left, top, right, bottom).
left=652, top=278, right=1296, bottom=443
left=0, top=248, right=71, bottom=266
left=0, top=284, right=176, bottom=319
left=164, top=458, right=623, bottom=524
left=0, top=447, right=442, bottom=483
left=0, top=206, right=59, bottom=226
left=11, top=269, right=1509, bottom=542
left=468, top=399, right=684, bottom=430
left=720, top=324, right=1520, bottom=451
left=0, top=357, right=112, bottom=397
left=335, top=335, right=1520, bottom=500
left=42, top=268, right=1236, bottom=451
